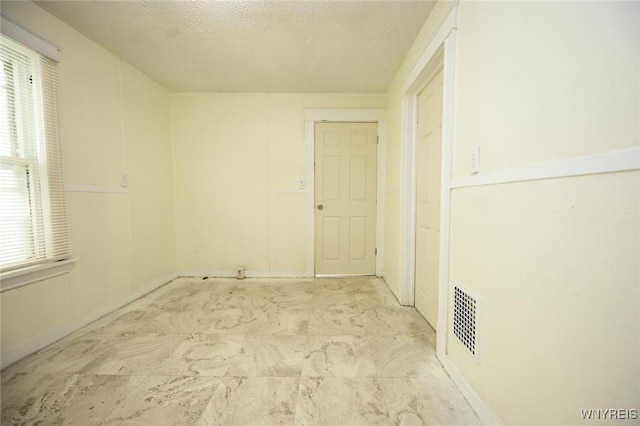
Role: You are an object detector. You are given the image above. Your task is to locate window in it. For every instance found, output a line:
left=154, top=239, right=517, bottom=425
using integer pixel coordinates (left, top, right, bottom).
left=0, top=31, right=69, bottom=274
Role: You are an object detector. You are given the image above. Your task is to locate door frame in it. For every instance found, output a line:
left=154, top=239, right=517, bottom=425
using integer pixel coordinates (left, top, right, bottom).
left=304, top=109, right=386, bottom=278
left=399, top=5, right=500, bottom=424
left=399, top=5, right=457, bottom=353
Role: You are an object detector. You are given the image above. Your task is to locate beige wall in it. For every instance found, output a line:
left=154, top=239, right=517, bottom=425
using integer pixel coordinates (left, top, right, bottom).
left=0, top=2, right=176, bottom=362
left=383, top=1, right=638, bottom=424
left=452, top=1, right=639, bottom=175
left=449, top=172, right=639, bottom=425
left=446, top=2, right=639, bottom=424
left=171, top=93, right=386, bottom=275
left=122, top=62, right=177, bottom=288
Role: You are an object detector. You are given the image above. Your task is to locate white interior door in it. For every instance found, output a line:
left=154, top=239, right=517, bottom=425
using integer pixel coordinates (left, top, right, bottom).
left=315, top=122, right=377, bottom=276
left=415, top=68, right=443, bottom=328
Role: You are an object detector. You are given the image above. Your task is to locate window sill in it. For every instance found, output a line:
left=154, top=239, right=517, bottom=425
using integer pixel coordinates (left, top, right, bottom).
left=0, top=258, right=76, bottom=293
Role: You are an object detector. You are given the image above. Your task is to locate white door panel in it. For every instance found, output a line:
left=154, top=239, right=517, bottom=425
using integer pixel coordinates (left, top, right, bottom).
left=415, top=69, right=443, bottom=328
left=315, top=122, right=377, bottom=275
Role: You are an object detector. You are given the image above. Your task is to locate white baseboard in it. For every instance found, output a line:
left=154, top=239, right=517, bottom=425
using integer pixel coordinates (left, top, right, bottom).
left=177, top=270, right=311, bottom=279
left=1, top=271, right=178, bottom=370
left=439, top=352, right=503, bottom=426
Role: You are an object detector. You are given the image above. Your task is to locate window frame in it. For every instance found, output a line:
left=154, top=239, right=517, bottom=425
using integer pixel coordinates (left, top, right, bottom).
left=1, top=42, right=46, bottom=269
left=0, top=15, right=72, bottom=291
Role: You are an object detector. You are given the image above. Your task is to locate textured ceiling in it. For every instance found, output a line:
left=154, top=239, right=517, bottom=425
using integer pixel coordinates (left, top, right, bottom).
left=34, top=1, right=435, bottom=93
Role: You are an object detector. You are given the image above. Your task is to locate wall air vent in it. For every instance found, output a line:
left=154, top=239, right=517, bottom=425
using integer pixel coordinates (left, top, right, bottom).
left=453, top=285, right=480, bottom=363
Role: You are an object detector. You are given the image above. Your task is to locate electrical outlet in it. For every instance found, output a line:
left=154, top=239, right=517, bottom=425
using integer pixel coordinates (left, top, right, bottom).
left=298, top=180, right=306, bottom=190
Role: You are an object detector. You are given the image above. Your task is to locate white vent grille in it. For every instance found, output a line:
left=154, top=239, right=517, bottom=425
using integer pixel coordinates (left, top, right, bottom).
left=453, top=285, right=480, bottom=362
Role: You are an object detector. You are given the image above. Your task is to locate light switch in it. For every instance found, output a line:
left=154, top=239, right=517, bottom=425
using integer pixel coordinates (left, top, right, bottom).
left=471, top=146, right=480, bottom=175
left=298, top=180, right=306, bottom=190
left=120, top=173, right=128, bottom=187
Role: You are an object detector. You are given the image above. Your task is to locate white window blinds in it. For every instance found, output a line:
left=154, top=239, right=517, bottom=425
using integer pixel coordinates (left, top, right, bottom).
left=0, top=32, right=69, bottom=273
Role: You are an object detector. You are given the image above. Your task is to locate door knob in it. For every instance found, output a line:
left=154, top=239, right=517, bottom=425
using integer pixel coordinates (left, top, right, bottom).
left=317, top=204, right=324, bottom=210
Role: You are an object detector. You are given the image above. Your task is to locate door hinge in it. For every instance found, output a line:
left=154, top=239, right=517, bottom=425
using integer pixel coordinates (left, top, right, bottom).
left=375, top=248, right=378, bottom=256
left=376, top=136, right=379, bottom=145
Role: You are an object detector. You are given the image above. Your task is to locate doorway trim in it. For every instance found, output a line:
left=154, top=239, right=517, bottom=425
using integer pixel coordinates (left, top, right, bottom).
left=399, top=4, right=501, bottom=426
left=304, top=108, right=386, bottom=278
left=400, top=0, right=457, bottom=360
left=400, top=5, right=457, bottom=325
